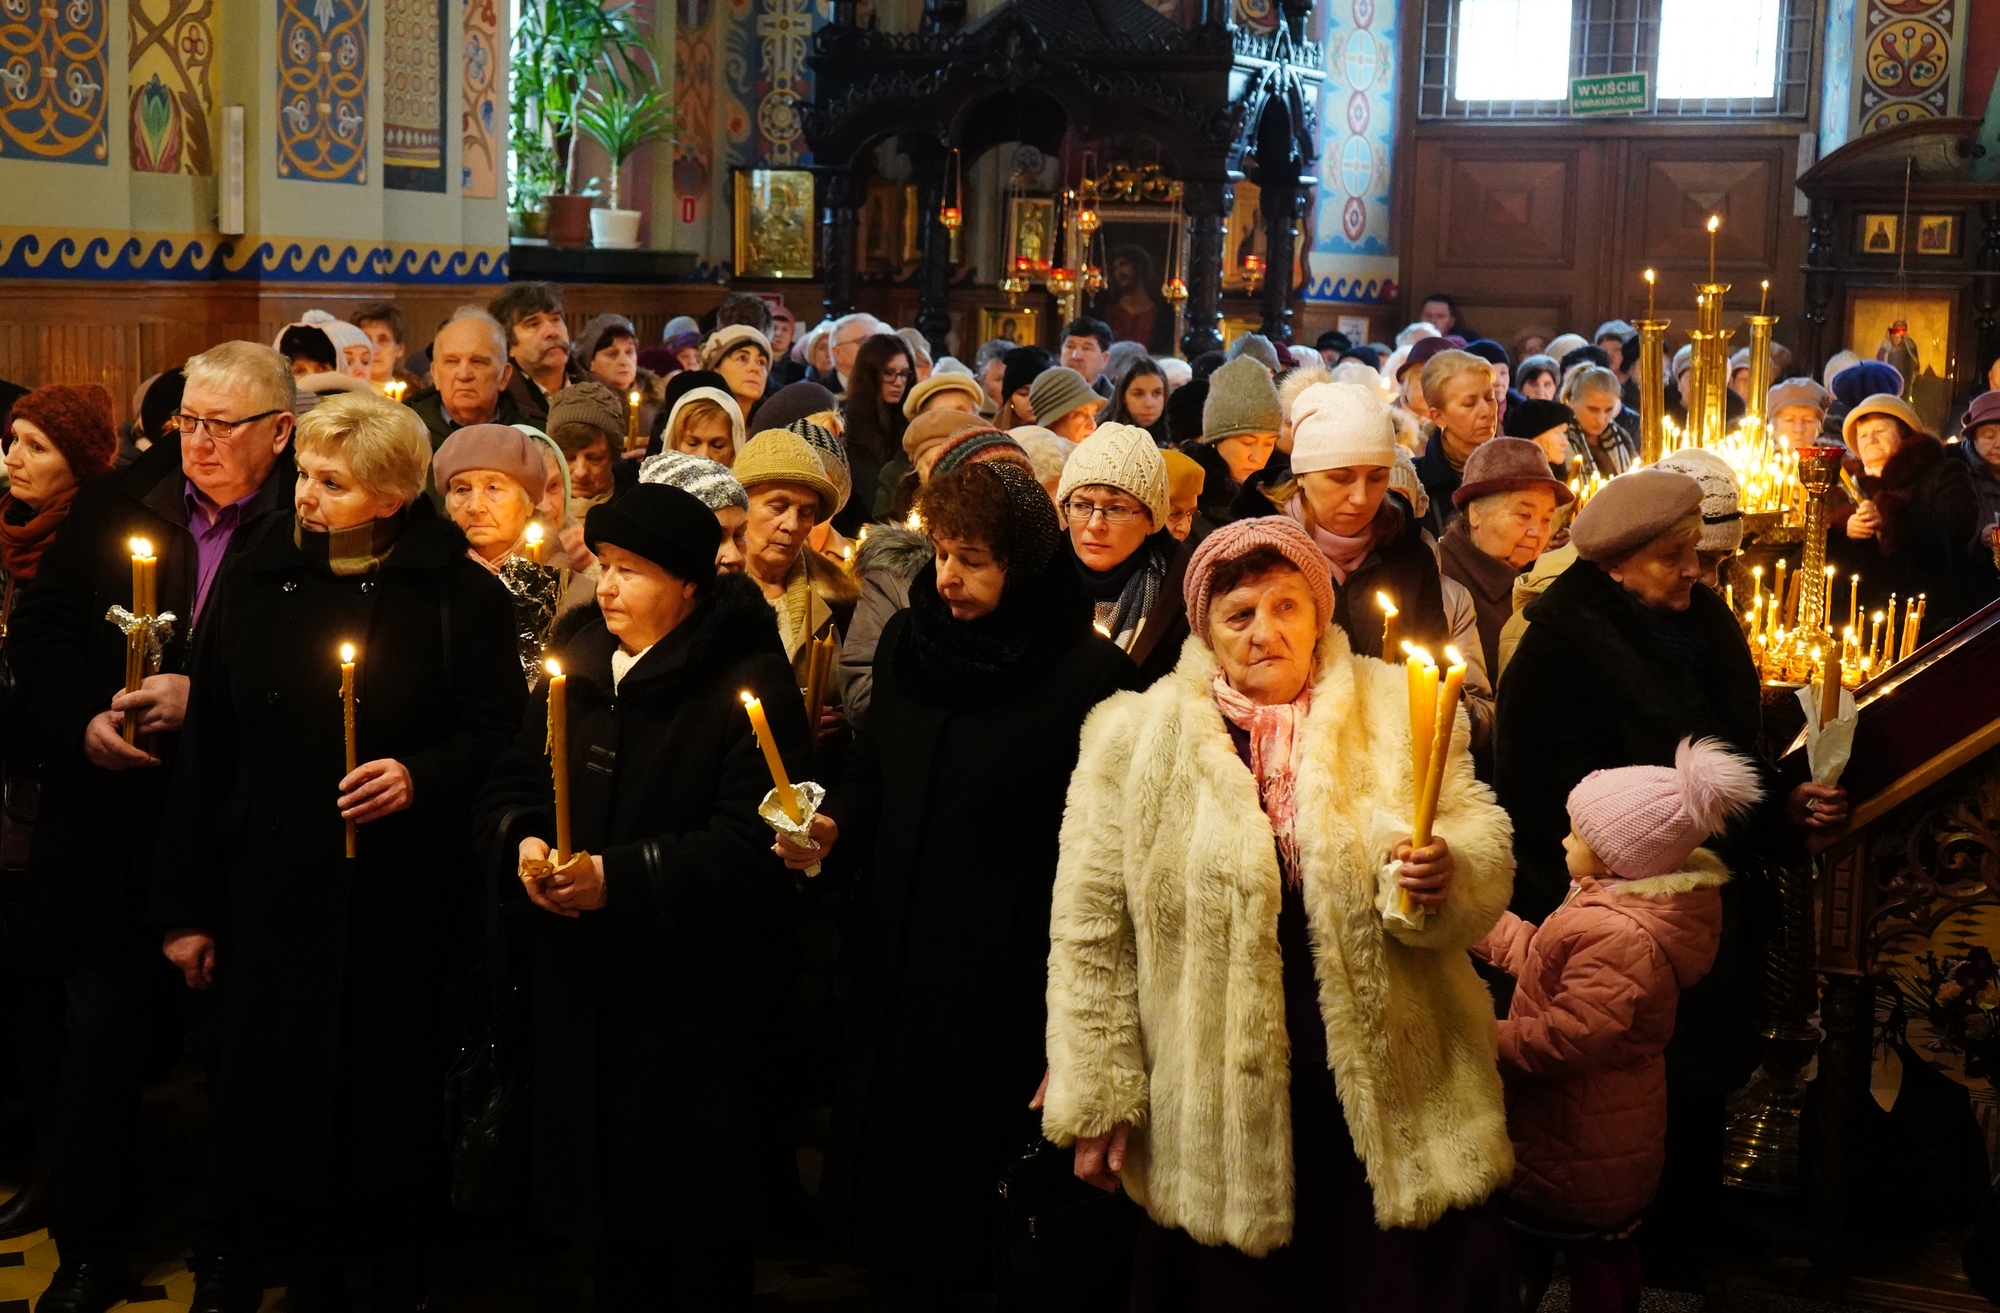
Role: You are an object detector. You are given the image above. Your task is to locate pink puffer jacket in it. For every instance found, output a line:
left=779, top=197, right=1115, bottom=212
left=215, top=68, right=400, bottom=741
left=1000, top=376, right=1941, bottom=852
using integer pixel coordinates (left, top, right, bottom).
left=1472, top=849, right=1728, bottom=1228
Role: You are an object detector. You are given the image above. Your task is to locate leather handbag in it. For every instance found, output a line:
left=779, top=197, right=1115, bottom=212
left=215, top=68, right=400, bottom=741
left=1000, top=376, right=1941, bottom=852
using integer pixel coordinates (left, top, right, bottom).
left=996, top=1126, right=1136, bottom=1313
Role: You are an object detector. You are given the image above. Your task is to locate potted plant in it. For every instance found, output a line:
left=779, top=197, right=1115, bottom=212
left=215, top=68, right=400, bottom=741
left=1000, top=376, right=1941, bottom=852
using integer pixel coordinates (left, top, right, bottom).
left=511, top=0, right=650, bottom=246
left=576, top=80, right=675, bottom=249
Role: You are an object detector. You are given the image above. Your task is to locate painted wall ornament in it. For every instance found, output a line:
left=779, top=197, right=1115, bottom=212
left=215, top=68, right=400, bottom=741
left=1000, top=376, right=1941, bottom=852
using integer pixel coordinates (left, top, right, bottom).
left=128, top=0, right=215, bottom=174
left=277, top=0, right=368, bottom=184
left=0, top=0, right=109, bottom=164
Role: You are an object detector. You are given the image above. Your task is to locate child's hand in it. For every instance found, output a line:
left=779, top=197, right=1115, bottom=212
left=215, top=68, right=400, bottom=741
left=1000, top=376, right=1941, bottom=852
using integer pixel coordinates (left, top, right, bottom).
left=1391, top=837, right=1456, bottom=907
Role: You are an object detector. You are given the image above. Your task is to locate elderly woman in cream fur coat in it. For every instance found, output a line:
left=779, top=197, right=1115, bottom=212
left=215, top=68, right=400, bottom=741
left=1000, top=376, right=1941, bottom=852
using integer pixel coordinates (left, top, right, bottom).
left=1041, top=515, right=1518, bottom=1311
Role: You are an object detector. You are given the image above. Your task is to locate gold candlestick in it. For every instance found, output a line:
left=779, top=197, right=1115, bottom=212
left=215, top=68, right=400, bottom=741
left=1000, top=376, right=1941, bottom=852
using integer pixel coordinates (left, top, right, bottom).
left=1793, top=448, right=1842, bottom=633
left=1745, top=310, right=1779, bottom=432
left=1636, top=315, right=1671, bottom=465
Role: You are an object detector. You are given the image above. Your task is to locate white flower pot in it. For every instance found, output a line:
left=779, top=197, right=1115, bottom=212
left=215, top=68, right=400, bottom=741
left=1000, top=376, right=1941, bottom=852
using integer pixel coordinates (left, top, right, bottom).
left=590, top=207, right=642, bottom=249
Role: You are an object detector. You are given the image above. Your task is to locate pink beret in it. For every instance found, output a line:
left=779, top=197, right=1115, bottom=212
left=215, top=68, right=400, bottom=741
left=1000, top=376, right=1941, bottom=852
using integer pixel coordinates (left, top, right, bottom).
left=431, top=423, right=549, bottom=497
left=1185, top=515, right=1337, bottom=644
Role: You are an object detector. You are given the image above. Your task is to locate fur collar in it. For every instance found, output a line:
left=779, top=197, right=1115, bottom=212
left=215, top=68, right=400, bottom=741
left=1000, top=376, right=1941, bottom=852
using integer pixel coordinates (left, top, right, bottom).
left=854, top=523, right=933, bottom=582
left=1861, top=431, right=1947, bottom=495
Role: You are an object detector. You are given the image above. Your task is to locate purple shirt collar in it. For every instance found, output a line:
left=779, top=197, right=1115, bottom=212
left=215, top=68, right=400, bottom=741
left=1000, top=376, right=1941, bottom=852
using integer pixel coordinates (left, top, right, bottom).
left=183, top=478, right=261, bottom=625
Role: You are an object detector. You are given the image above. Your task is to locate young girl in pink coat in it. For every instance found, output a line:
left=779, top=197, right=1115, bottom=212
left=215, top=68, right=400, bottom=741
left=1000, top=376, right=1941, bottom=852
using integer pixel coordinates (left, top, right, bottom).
left=1475, top=737, right=1762, bottom=1313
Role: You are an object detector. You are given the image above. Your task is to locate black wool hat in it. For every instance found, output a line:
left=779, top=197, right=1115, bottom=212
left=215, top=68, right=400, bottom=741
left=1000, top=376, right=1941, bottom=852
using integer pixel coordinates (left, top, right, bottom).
left=662, top=368, right=731, bottom=414
left=1000, top=346, right=1054, bottom=403
left=1165, top=378, right=1210, bottom=447
left=585, top=484, right=721, bottom=587
left=1502, top=398, right=1575, bottom=439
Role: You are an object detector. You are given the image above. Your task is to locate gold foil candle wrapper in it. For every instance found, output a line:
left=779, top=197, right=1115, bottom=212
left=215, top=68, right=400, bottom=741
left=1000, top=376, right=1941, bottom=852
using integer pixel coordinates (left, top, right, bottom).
left=758, top=781, right=827, bottom=878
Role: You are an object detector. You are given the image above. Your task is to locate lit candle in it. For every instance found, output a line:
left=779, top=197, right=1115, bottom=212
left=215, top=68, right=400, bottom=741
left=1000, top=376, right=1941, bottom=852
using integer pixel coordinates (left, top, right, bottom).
left=340, top=644, right=357, bottom=858
left=1404, top=642, right=1437, bottom=818
left=1901, top=595, right=1924, bottom=660
left=1870, top=610, right=1886, bottom=668
left=1725, top=582, right=1734, bottom=616
left=1707, top=214, right=1720, bottom=284
left=130, top=536, right=156, bottom=619
left=1377, top=591, right=1399, bottom=656
left=741, top=691, right=802, bottom=824
left=626, top=389, right=641, bottom=450
left=1848, top=574, right=1860, bottom=633
left=525, top=521, right=545, bottom=564
left=1413, top=648, right=1468, bottom=850
left=1771, top=560, right=1786, bottom=628
left=1644, top=268, right=1656, bottom=320
left=547, top=660, right=571, bottom=863
left=123, top=537, right=156, bottom=745
left=1759, top=279, right=1770, bottom=316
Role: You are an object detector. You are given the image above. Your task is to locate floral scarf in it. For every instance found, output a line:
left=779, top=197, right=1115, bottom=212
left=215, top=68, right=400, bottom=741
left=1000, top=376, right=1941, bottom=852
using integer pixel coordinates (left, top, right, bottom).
left=1285, top=493, right=1375, bottom=584
left=1212, top=670, right=1311, bottom=882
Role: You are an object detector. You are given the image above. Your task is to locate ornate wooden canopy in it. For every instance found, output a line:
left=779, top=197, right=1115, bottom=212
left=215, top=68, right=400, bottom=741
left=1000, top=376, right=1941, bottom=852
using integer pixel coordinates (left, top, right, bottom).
left=800, top=0, right=1324, bottom=355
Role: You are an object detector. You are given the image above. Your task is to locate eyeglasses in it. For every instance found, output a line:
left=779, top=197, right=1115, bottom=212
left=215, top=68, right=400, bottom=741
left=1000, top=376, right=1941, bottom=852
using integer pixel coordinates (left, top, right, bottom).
left=1062, top=500, right=1144, bottom=525
left=175, top=409, right=283, bottom=441
left=881, top=369, right=915, bottom=384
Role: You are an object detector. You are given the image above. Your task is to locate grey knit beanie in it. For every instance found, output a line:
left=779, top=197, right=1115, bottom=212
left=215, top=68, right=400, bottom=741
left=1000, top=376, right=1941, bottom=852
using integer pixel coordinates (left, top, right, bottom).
left=1200, top=356, right=1283, bottom=444
left=1227, top=333, right=1281, bottom=374
left=788, top=418, right=851, bottom=515
left=639, top=451, right=749, bottom=511
left=1028, top=367, right=1102, bottom=427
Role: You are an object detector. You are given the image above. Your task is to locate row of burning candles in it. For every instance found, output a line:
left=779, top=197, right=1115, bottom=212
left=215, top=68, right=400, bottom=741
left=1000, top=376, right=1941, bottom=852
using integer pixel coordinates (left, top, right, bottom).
left=1725, top=559, right=1925, bottom=689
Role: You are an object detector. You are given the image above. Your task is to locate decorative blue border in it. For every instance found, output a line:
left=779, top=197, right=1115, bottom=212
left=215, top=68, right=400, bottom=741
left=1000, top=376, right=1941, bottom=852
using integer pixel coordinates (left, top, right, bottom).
left=0, top=228, right=509, bottom=282
left=1302, top=274, right=1398, bottom=305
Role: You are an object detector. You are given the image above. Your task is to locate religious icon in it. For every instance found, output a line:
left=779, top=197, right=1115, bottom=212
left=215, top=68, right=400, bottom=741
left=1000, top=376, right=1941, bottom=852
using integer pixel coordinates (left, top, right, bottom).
left=1916, top=213, right=1958, bottom=256
left=1008, top=198, right=1055, bottom=275
left=1878, top=319, right=1920, bottom=387
left=1858, top=213, right=1900, bottom=255
left=979, top=306, right=1040, bottom=347
left=734, top=169, right=815, bottom=279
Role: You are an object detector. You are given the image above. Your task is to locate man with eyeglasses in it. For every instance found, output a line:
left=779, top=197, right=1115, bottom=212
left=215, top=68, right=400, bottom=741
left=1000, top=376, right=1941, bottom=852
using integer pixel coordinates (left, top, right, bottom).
left=1055, top=423, right=1192, bottom=688
left=8, top=341, right=298, bottom=1313
left=827, top=312, right=883, bottom=395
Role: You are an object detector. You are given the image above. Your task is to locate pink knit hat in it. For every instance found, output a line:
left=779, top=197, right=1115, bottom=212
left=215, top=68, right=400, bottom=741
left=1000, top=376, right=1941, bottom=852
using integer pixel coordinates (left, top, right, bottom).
left=1566, top=738, right=1763, bottom=879
left=1185, top=516, right=1336, bottom=642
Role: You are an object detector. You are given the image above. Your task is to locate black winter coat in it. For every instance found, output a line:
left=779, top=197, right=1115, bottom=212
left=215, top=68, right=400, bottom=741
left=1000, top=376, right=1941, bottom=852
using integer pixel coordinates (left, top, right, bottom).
left=9, top=437, right=296, bottom=958
left=820, top=579, right=1138, bottom=1283
left=473, top=575, right=809, bottom=1241
left=148, top=500, right=524, bottom=1205
left=1828, top=433, right=1994, bottom=636
left=1492, top=561, right=1798, bottom=1096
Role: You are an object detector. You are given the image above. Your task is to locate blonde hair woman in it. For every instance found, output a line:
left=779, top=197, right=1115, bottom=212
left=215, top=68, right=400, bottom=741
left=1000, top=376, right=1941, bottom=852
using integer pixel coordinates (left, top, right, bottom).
left=152, top=388, right=526, bottom=1312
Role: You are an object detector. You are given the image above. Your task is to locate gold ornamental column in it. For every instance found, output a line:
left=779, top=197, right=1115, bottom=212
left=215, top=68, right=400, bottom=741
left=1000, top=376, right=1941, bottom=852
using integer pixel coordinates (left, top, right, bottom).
left=1745, top=312, right=1779, bottom=433
left=1636, top=316, right=1671, bottom=464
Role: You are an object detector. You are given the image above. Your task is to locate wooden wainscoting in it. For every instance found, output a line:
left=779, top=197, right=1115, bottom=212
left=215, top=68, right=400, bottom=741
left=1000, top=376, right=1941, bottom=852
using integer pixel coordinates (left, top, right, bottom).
left=1398, top=120, right=1811, bottom=357
left=0, top=280, right=826, bottom=422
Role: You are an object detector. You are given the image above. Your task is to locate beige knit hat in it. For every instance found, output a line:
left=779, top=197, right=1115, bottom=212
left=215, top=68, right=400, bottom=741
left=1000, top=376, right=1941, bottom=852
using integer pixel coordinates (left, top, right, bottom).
left=730, top=428, right=837, bottom=522
left=902, top=371, right=987, bottom=421
left=699, top=324, right=772, bottom=370
left=546, top=381, right=626, bottom=445
left=1056, top=422, right=1171, bottom=526
left=1029, top=367, right=1102, bottom=427
left=1288, top=381, right=1396, bottom=472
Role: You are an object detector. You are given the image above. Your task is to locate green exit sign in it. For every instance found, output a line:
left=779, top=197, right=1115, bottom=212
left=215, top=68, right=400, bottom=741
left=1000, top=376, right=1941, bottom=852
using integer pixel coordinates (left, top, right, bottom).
left=1570, top=72, right=1651, bottom=116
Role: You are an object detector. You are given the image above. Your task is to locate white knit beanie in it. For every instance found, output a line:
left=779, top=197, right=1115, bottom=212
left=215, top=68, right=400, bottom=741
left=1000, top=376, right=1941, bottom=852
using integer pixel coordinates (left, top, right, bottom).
left=1055, top=422, right=1171, bottom=526
left=1288, top=382, right=1396, bottom=473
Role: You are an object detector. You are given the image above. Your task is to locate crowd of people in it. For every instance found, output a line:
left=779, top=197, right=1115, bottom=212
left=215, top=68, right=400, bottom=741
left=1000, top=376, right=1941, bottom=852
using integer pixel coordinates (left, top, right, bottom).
left=0, top=279, right=1991, bottom=1313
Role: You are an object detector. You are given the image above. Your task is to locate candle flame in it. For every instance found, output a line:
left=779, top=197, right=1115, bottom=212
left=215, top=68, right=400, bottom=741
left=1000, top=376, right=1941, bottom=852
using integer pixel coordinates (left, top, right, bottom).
left=525, top=521, right=544, bottom=544
left=1376, top=590, right=1397, bottom=616
left=1407, top=645, right=1437, bottom=669
left=739, top=690, right=756, bottom=706
left=628, top=390, right=641, bottom=405
left=906, top=510, right=924, bottom=532
left=1093, top=622, right=1111, bottom=638
left=1762, top=279, right=1771, bottom=291
left=1644, top=268, right=1655, bottom=285
left=1444, top=646, right=1465, bottom=668
left=129, top=536, right=152, bottom=558
left=546, top=659, right=562, bottom=678
left=1707, top=215, right=1720, bottom=234
left=339, top=643, right=355, bottom=664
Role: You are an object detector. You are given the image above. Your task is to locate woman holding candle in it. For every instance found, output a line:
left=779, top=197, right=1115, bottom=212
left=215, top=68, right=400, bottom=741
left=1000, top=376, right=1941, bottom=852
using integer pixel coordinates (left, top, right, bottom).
left=475, top=482, right=807, bottom=1310
left=771, top=460, right=1137, bottom=1307
left=1254, top=381, right=1451, bottom=661
left=1040, top=515, right=1515, bottom=1311
left=1492, top=468, right=1847, bottom=1286
left=151, top=390, right=523, bottom=1312
left=1829, top=393, right=1989, bottom=636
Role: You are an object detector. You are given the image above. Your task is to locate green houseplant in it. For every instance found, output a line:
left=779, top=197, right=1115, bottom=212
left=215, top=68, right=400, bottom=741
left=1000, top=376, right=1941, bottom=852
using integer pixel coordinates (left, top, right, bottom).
left=575, top=80, right=675, bottom=248
left=511, top=0, right=653, bottom=245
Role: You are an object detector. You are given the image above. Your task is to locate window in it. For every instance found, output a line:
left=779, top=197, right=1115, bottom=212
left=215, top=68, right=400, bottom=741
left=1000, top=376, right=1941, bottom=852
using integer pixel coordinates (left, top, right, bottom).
left=1418, top=0, right=1812, bottom=120
left=1655, top=0, right=1783, bottom=100
left=1452, top=0, right=1573, bottom=103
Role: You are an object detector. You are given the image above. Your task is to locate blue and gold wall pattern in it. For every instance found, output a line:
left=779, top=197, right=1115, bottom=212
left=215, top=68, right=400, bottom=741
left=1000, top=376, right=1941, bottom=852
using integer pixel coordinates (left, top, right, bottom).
left=1305, top=0, right=1397, bottom=305
left=277, top=0, right=368, bottom=184
left=0, top=0, right=109, bottom=164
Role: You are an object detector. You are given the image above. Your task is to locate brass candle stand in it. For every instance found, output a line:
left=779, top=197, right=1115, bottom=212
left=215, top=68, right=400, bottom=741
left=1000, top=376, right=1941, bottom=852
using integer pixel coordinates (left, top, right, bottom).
left=1694, top=282, right=1734, bottom=448
left=1744, top=313, right=1779, bottom=433
left=1635, top=317, right=1670, bottom=465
